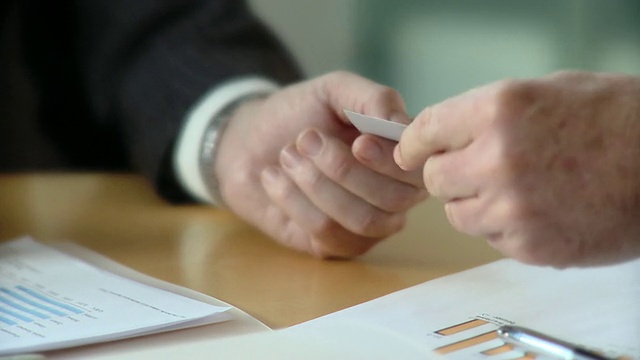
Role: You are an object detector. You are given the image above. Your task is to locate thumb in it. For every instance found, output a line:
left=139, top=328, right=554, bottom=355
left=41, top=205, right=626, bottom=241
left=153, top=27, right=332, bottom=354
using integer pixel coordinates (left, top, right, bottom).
left=315, top=71, right=409, bottom=124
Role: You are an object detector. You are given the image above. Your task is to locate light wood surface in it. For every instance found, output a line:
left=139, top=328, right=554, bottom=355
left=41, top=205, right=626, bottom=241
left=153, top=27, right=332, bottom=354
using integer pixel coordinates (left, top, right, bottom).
left=0, top=173, right=503, bottom=329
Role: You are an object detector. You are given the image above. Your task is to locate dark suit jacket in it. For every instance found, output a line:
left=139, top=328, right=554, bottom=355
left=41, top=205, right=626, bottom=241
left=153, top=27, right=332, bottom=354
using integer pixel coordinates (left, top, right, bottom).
left=0, top=0, right=301, bottom=199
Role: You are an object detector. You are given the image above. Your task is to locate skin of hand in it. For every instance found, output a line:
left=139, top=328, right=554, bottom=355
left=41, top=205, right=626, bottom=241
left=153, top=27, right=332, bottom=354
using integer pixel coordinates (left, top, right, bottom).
left=214, top=71, right=428, bottom=258
left=394, top=71, right=640, bottom=268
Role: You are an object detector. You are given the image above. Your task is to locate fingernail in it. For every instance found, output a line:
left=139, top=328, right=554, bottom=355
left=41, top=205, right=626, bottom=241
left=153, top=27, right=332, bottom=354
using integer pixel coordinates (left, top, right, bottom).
left=393, top=145, right=405, bottom=169
left=298, top=129, right=323, bottom=157
left=280, top=146, right=302, bottom=169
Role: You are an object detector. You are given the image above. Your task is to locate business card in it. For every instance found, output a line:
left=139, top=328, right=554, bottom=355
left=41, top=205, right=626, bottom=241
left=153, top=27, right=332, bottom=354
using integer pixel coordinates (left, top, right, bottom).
left=343, top=110, right=407, bottom=142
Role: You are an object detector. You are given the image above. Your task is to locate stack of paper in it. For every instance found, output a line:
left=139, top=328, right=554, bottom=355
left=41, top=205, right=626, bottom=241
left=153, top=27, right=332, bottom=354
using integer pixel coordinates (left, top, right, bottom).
left=0, top=237, right=263, bottom=356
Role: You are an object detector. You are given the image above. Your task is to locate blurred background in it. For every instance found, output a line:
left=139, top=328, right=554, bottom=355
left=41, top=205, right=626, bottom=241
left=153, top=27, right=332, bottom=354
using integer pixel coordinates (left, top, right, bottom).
left=250, top=0, right=640, bottom=115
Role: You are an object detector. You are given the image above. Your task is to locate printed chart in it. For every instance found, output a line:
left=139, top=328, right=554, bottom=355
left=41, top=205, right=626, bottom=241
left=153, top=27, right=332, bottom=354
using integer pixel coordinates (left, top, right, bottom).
left=0, top=282, right=101, bottom=333
left=0, top=254, right=109, bottom=340
left=300, top=256, right=639, bottom=360
left=429, top=317, right=627, bottom=360
left=1, top=284, right=86, bottom=324
left=432, top=318, right=538, bottom=360
left=0, top=238, right=231, bottom=355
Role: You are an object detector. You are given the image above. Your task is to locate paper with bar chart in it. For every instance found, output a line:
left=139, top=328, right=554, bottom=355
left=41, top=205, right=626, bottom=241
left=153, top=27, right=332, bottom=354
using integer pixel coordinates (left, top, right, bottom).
left=0, top=237, right=233, bottom=355
left=293, top=258, right=640, bottom=359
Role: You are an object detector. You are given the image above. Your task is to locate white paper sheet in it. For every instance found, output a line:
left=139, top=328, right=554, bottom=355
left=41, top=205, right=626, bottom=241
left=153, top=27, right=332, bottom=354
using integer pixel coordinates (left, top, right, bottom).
left=293, top=258, right=640, bottom=359
left=0, top=237, right=235, bottom=355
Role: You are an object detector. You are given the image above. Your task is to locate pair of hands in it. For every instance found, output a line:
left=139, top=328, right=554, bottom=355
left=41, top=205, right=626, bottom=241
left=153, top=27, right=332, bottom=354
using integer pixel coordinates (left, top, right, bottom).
left=216, top=71, right=640, bottom=267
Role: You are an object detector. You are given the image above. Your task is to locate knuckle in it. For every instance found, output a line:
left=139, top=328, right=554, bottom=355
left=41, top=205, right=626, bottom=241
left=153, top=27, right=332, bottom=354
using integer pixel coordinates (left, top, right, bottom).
left=444, top=201, right=485, bottom=238
left=320, top=71, right=357, bottom=91
left=507, top=234, right=555, bottom=266
left=492, top=79, right=542, bottom=122
left=380, top=186, right=423, bottom=212
left=268, top=173, right=296, bottom=203
left=309, top=245, right=335, bottom=260
left=309, top=236, right=376, bottom=260
left=306, top=236, right=333, bottom=259
left=310, top=215, right=343, bottom=240
left=324, top=70, right=352, bottom=80
left=423, top=159, right=441, bottom=197
left=316, top=71, right=356, bottom=102
left=414, top=107, right=435, bottom=142
left=379, top=196, right=408, bottom=213
left=352, top=210, right=405, bottom=237
left=508, top=223, right=589, bottom=268
left=546, top=70, right=587, bottom=81
left=494, top=78, right=527, bottom=103
left=280, top=221, right=306, bottom=249
left=353, top=210, right=381, bottom=235
left=301, top=165, right=327, bottom=194
left=506, top=199, right=540, bottom=225
left=370, top=85, right=403, bottom=104
left=325, top=152, right=353, bottom=183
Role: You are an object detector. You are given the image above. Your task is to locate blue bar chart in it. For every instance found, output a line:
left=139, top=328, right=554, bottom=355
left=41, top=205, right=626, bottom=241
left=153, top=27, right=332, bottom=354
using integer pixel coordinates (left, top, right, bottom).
left=0, top=285, right=85, bottom=326
left=0, top=248, right=102, bottom=341
left=1, top=238, right=232, bottom=356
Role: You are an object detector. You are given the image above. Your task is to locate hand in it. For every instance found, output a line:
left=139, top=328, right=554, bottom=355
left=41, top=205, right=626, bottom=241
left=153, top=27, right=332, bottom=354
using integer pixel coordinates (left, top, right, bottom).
left=214, top=72, right=427, bottom=258
left=394, top=71, right=640, bottom=267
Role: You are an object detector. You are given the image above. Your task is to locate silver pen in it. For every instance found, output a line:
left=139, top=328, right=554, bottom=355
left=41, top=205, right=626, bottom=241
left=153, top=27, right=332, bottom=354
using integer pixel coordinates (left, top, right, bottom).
left=496, top=325, right=613, bottom=360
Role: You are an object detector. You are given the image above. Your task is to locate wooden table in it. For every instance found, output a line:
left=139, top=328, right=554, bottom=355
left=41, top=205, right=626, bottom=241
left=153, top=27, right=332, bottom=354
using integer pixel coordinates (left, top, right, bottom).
left=0, top=173, right=502, bottom=330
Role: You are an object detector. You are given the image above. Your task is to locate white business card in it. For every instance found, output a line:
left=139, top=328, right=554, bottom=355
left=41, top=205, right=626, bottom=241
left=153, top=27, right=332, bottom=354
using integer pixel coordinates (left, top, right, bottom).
left=343, top=110, right=407, bottom=142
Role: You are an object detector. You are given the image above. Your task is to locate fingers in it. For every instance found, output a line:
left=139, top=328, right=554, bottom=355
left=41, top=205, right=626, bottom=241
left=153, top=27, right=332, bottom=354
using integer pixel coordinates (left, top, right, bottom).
left=444, top=195, right=511, bottom=238
left=316, top=71, right=409, bottom=123
left=442, top=195, right=562, bottom=265
left=260, top=167, right=384, bottom=259
left=423, top=149, right=483, bottom=201
left=279, top=142, right=405, bottom=237
left=443, top=196, right=576, bottom=267
left=296, top=129, right=426, bottom=213
left=260, top=128, right=424, bottom=259
left=352, top=134, right=425, bottom=189
left=394, top=86, right=492, bottom=171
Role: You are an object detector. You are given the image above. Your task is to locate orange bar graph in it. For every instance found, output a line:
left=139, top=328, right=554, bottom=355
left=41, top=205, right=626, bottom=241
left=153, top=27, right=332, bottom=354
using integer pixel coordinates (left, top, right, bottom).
left=482, top=344, right=515, bottom=355
left=514, top=353, right=538, bottom=360
left=435, top=331, right=498, bottom=354
left=435, top=319, right=489, bottom=336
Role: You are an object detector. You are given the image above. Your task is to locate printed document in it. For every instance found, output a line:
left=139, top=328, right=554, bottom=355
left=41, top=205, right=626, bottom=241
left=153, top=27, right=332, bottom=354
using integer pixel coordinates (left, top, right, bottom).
left=0, top=237, right=235, bottom=355
left=293, top=258, right=640, bottom=359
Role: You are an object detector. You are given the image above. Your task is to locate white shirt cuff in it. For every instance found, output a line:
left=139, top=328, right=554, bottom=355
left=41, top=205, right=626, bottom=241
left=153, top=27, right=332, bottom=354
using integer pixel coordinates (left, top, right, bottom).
left=173, top=77, right=279, bottom=203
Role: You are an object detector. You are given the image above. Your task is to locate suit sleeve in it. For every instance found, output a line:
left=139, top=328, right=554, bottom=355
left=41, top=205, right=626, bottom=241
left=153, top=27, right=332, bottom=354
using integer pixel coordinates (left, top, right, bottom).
left=75, top=0, right=302, bottom=200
